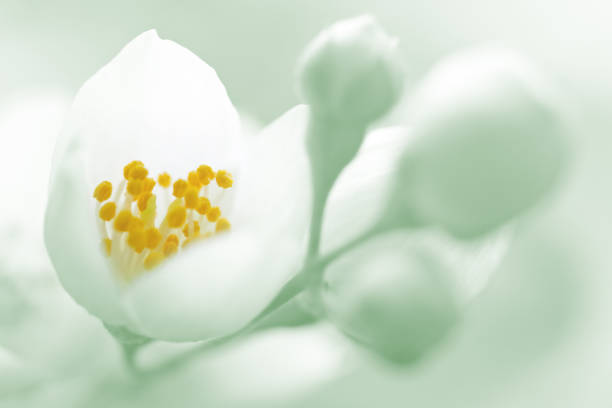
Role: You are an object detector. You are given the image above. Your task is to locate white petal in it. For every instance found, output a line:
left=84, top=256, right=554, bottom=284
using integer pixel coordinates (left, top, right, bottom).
left=199, top=323, right=352, bottom=404
left=322, top=126, right=509, bottom=300
left=235, top=104, right=312, bottom=235
left=45, top=30, right=243, bottom=328
left=123, top=229, right=303, bottom=341
left=321, top=126, right=408, bottom=254
left=0, top=90, right=69, bottom=280
left=45, top=145, right=128, bottom=325
left=123, top=106, right=312, bottom=341
left=57, top=29, right=241, bottom=186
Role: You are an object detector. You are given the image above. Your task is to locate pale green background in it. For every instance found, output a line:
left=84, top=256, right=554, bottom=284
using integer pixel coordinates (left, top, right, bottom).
left=1, top=0, right=611, bottom=124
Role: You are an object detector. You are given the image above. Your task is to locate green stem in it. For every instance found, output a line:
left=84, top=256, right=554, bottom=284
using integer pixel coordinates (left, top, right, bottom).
left=121, top=343, right=142, bottom=376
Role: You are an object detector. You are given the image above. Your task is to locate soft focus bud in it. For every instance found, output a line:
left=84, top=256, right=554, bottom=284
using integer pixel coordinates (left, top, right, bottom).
left=298, top=15, right=404, bottom=125
left=298, top=17, right=405, bottom=246
left=323, top=232, right=459, bottom=364
left=388, top=48, right=569, bottom=239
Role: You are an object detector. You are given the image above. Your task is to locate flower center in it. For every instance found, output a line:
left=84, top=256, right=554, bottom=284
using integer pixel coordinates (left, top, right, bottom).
left=92, top=160, right=233, bottom=282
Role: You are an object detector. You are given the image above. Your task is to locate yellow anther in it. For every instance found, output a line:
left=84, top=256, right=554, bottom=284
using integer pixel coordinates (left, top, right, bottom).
left=127, top=227, right=146, bottom=253
left=167, top=205, right=187, bottom=228
left=143, top=177, right=156, bottom=193
left=163, top=235, right=179, bottom=256
left=93, top=181, right=112, bottom=202
left=188, top=171, right=201, bottom=189
left=99, top=201, right=117, bottom=221
left=137, top=193, right=152, bottom=212
left=206, top=206, right=221, bottom=222
left=195, top=196, right=211, bottom=215
left=114, top=210, right=133, bottom=232
left=140, top=194, right=157, bottom=227
left=95, top=162, right=235, bottom=277
left=127, top=179, right=143, bottom=197
left=216, top=170, right=233, bottom=189
left=173, top=179, right=188, bottom=198
left=215, top=218, right=231, bottom=232
left=184, top=187, right=199, bottom=209
left=129, top=164, right=148, bottom=180
left=182, top=221, right=200, bottom=238
left=128, top=217, right=144, bottom=233
left=158, top=172, right=171, bottom=188
left=144, top=251, right=164, bottom=270
left=103, top=238, right=112, bottom=256
left=145, top=227, right=162, bottom=249
left=124, top=160, right=144, bottom=179
left=166, top=234, right=179, bottom=246
left=197, top=164, right=215, bottom=185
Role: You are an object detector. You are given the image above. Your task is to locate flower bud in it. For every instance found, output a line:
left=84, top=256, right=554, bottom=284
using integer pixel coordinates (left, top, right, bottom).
left=323, top=232, right=459, bottom=364
left=297, top=15, right=404, bottom=125
left=388, top=48, right=569, bottom=238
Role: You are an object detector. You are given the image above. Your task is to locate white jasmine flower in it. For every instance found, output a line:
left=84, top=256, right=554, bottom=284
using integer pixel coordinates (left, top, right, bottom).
left=44, top=30, right=313, bottom=341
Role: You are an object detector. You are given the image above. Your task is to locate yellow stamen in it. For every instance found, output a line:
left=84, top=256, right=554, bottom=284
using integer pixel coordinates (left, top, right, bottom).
left=124, top=160, right=144, bottom=179
left=167, top=204, right=187, bottom=228
left=158, top=172, right=171, bottom=188
left=216, top=218, right=231, bottom=232
left=103, top=238, right=112, bottom=256
left=137, top=193, right=152, bottom=212
left=99, top=201, right=117, bottom=221
left=188, top=171, right=201, bottom=189
left=145, top=228, right=162, bottom=249
left=166, top=234, right=179, bottom=246
left=129, top=164, right=148, bottom=180
left=127, top=179, right=143, bottom=197
left=216, top=170, right=233, bottom=189
left=143, top=177, right=156, bottom=193
left=144, top=251, right=164, bottom=270
left=114, top=210, right=133, bottom=232
left=93, top=181, right=112, bottom=202
left=140, top=194, right=157, bottom=227
left=127, top=227, right=146, bottom=253
left=183, top=221, right=200, bottom=238
left=173, top=179, right=188, bottom=198
left=197, top=164, right=215, bottom=185
left=195, top=197, right=211, bottom=215
left=94, top=160, right=235, bottom=279
left=184, top=187, right=199, bottom=209
left=206, top=206, right=221, bottom=222
left=163, top=234, right=179, bottom=256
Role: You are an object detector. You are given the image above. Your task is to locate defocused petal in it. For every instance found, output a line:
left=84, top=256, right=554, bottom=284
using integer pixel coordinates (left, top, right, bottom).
left=323, top=231, right=461, bottom=363
left=0, top=90, right=69, bottom=280
left=0, top=347, right=39, bottom=396
left=58, top=324, right=353, bottom=408
left=322, top=126, right=509, bottom=300
left=321, top=126, right=407, bottom=254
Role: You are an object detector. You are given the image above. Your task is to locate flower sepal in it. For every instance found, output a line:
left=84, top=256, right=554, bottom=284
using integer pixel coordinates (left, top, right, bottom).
left=103, top=322, right=151, bottom=347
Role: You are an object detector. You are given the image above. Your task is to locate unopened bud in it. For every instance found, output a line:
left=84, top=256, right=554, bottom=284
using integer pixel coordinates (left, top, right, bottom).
left=298, top=15, right=404, bottom=125
left=323, top=232, right=459, bottom=364
left=388, top=48, right=569, bottom=239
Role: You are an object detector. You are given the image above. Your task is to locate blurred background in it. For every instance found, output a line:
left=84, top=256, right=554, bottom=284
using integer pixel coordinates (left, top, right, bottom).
left=2, top=0, right=612, bottom=122
left=1, top=1, right=612, bottom=407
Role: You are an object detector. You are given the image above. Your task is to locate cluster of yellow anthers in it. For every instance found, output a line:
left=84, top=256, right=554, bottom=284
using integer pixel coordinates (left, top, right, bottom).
left=92, top=160, right=233, bottom=281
